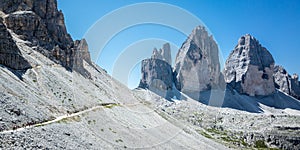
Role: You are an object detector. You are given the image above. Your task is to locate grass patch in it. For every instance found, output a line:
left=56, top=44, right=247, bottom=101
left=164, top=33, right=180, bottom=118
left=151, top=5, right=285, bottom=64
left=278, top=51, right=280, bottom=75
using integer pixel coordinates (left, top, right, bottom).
left=254, top=140, right=268, bottom=148
left=109, top=127, right=117, bottom=133
left=206, top=128, right=226, bottom=135
left=58, top=116, right=81, bottom=124
left=115, top=139, right=123, bottom=143
left=196, top=130, right=213, bottom=139
left=103, top=103, right=120, bottom=109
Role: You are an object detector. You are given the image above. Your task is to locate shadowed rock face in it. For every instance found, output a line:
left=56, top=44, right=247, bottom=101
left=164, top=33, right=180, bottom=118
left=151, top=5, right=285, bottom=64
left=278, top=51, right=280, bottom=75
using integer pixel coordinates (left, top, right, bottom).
left=0, top=17, right=31, bottom=70
left=139, top=58, right=173, bottom=90
left=0, top=0, right=92, bottom=77
left=174, top=26, right=220, bottom=98
left=139, top=43, right=174, bottom=99
left=274, top=65, right=300, bottom=100
left=224, top=34, right=275, bottom=96
left=0, top=0, right=73, bottom=50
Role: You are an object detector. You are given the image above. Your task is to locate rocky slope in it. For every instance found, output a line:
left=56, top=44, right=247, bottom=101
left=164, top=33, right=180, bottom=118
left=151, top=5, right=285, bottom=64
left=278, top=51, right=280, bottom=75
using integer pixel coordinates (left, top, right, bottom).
left=1, top=0, right=300, bottom=149
left=0, top=0, right=228, bottom=149
left=0, top=0, right=90, bottom=76
left=137, top=30, right=300, bottom=149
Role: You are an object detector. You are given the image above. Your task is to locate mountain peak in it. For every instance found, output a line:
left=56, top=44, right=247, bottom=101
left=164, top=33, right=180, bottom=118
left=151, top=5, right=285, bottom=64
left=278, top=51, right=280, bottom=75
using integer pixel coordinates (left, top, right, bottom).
left=224, top=35, right=275, bottom=96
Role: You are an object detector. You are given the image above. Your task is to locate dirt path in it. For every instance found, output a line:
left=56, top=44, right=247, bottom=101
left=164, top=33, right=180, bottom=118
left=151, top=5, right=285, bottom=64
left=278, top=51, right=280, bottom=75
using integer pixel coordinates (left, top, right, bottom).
left=0, top=103, right=119, bottom=134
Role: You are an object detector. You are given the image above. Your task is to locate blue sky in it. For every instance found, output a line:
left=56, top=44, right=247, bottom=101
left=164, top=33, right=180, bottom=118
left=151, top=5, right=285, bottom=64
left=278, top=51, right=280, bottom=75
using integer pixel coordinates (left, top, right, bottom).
left=58, top=0, right=300, bottom=89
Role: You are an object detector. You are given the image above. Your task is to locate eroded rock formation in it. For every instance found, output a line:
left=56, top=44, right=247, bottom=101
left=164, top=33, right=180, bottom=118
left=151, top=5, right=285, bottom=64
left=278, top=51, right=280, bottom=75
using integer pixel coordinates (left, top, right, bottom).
left=174, top=26, right=221, bottom=98
left=274, top=65, right=300, bottom=100
left=224, top=34, right=275, bottom=96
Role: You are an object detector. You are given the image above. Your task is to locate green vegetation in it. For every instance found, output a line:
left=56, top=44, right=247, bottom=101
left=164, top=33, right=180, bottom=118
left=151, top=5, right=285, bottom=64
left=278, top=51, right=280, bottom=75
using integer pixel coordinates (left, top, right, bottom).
left=254, top=140, right=268, bottom=148
left=196, top=130, right=213, bottom=139
left=33, top=79, right=37, bottom=82
left=87, top=120, right=96, bottom=125
left=109, top=127, right=117, bottom=133
left=103, top=103, right=120, bottom=109
left=206, top=128, right=227, bottom=136
left=58, top=116, right=81, bottom=124
left=115, top=139, right=123, bottom=143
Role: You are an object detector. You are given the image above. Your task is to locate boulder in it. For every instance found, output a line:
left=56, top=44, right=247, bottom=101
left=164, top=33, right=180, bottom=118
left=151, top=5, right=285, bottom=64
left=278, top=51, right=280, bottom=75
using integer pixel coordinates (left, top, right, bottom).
left=224, top=34, right=275, bottom=96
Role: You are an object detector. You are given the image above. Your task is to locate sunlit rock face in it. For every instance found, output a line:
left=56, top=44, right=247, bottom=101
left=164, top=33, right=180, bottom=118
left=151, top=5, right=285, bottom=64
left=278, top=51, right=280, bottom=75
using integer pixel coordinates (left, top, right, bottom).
left=174, top=26, right=221, bottom=99
left=151, top=43, right=172, bottom=65
left=274, top=65, right=300, bottom=100
left=224, top=34, right=275, bottom=96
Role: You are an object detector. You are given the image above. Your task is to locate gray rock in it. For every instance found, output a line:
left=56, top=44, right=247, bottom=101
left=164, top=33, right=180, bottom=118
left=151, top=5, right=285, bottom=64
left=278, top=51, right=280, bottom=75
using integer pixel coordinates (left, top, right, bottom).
left=0, top=0, right=92, bottom=76
left=274, top=65, right=300, bottom=100
left=174, top=26, right=221, bottom=99
left=72, top=39, right=92, bottom=78
left=1, top=0, right=73, bottom=50
left=139, top=58, right=173, bottom=90
left=0, top=17, right=31, bottom=70
left=224, top=34, right=275, bottom=96
left=139, top=43, right=174, bottom=99
left=151, top=43, right=172, bottom=65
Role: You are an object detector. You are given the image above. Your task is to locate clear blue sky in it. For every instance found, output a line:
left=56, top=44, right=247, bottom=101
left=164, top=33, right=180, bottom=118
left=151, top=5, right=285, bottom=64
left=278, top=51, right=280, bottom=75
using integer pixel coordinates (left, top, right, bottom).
left=58, top=0, right=300, bottom=89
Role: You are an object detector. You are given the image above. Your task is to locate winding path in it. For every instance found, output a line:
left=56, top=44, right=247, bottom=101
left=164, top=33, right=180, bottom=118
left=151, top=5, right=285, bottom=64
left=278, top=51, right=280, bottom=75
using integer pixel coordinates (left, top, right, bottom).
left=0, top=103, right=119, bottom=134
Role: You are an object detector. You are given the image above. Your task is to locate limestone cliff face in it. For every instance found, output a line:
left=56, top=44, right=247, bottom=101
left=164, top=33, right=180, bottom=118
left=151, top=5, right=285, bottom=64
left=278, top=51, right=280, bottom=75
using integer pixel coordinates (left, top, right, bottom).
left=0, top=0, right=91, bottom=77
left=224, top=34, right=275, bottom=96
left=0, top=0, right=73, bottom=50
left=139, top=44, right=174, bottom=99
left=174, top=26, right=221, bottom=98
left=274, top=66, right=300, bottom=100
left=0, top=17, right=30, bottom=70
left=151, top=43, right=172, bottom=65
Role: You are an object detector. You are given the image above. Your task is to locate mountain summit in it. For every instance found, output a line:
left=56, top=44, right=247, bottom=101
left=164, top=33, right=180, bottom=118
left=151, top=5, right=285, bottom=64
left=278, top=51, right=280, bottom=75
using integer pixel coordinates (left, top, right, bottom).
left=224, top=34, right=275, bottom=96
left=174, top=26, right=221, bottom=97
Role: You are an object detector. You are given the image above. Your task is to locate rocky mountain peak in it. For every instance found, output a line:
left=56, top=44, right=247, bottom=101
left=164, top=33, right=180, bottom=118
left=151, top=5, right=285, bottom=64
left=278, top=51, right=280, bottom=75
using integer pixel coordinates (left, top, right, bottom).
left=224, top=34, right=275, bottom=96
left=139, top=43, right=174, bottom=100
left=0, top=0, right=92, bottom=77
left=151, top=43, right=172, bottom=65
left=0, top=0, right=73, bottom=50
left=274, top=65, right=300, bottom=100
left=174, top=25, right=220, bottom=99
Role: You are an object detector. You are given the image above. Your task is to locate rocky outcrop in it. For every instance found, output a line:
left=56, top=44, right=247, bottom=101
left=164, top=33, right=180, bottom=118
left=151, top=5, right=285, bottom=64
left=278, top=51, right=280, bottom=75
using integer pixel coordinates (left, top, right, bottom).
left=224, top=34, right=275, bottom=96
left=151, top=43, right=172, bottom=65
left=274, top=65, right=300, bottom=100
left=0, top=0, right=92, bottom=77
left=72, top=39, right=92, bottom=78
left=0, top=17, right=30, bottom=70
left=139, top=44, right=175, bottom=99
left=139, top=59, right=173, bottom=90
left=0, top=0, right=73, bottom=50
left=174, top=26, right=221, bottom=98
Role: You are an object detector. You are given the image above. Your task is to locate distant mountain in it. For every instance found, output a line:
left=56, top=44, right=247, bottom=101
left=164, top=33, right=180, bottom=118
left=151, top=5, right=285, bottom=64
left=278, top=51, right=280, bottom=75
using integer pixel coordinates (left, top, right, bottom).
left=0, top=0, right=229, bottom=149
left=1, top=0, right=300, bottom=149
